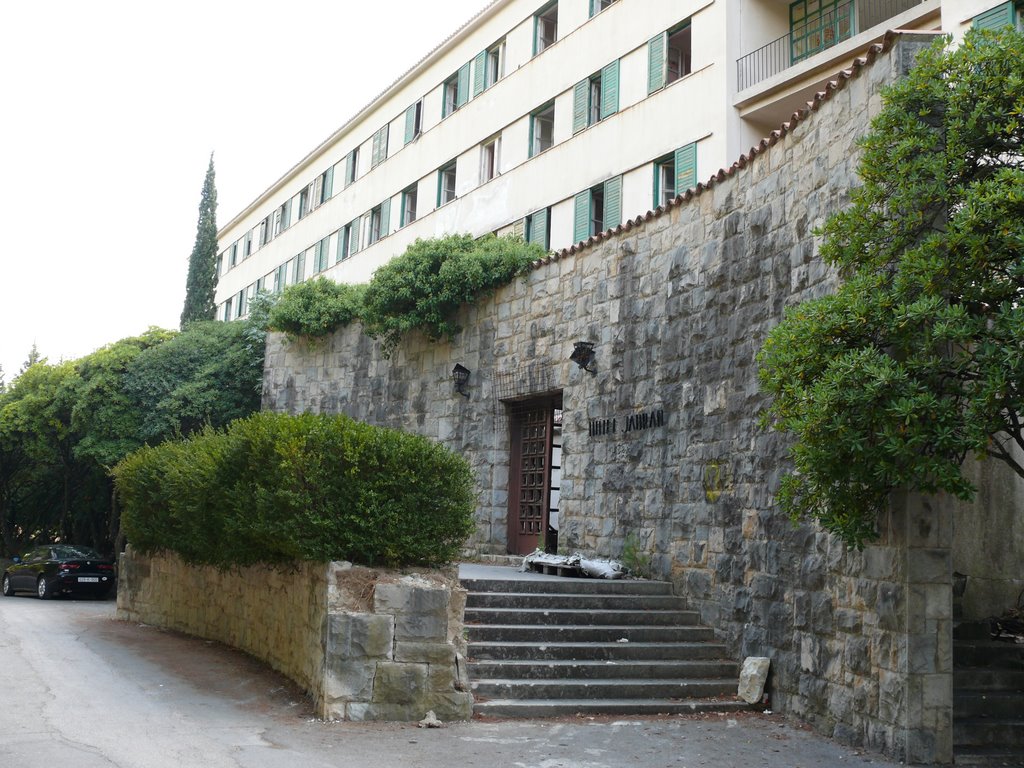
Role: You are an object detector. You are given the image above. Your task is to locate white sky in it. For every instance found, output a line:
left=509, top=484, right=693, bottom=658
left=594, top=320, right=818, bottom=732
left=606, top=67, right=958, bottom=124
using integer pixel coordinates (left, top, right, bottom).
left=0, top=0, right=488, bottom=382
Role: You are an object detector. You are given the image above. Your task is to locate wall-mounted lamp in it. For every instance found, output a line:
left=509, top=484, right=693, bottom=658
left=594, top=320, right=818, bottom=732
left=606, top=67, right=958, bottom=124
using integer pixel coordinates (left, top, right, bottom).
left=452, top=364, right=471, bottom=398
left=570, top=341, right=597, bottom=373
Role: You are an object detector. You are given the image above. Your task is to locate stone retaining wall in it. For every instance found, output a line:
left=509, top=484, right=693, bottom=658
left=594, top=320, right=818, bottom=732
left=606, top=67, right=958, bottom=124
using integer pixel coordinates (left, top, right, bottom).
left=257, top=34, right=993, bottom=763
left=117, top=550, right=472, bottom=722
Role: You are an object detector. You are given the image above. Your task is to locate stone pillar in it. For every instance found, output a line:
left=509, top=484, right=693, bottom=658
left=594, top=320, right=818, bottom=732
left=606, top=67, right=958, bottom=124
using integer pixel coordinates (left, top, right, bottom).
left=895, top=491, right=953, bottom=765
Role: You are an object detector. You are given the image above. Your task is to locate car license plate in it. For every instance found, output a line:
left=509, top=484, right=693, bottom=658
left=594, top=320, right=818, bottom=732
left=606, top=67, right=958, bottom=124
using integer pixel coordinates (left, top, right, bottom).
left=78, top=577, right=100, bottom=583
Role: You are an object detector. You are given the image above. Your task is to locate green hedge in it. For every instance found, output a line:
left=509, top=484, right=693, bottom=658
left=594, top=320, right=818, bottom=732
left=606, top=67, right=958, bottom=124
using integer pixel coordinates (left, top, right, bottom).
left=113, top=412, right=476, bottom=568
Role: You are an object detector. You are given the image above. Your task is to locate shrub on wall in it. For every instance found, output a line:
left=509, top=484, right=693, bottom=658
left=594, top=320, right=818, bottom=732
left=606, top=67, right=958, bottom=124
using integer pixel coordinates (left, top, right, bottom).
left=113, top=411, right=476, bottom=568
left=267, top=278, right=366, bottom=338
left=361, top=234, right=545, bottom=353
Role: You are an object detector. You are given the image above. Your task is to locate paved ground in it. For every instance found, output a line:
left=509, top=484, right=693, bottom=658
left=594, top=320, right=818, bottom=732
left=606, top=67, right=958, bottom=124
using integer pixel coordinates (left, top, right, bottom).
left=0, top=585, right=904, bottom=768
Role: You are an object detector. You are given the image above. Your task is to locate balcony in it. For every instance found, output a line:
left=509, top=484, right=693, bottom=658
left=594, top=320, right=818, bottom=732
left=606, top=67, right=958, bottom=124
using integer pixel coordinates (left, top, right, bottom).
left=736, top=0, right=929, bottom=92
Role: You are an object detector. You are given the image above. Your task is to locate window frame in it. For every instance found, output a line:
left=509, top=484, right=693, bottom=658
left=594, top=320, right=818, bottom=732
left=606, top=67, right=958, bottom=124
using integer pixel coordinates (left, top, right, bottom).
left=529, top=101, right=555, bottom=158
left=534, top=2, right=558, bottom=56
left=401, top=185, right=418, bottom=227
left=589, top=0, right=616, bottom=16
left=437, top=160, right=458, bottom=207
left=344, top=148, right=359, bottom=187
left=480, top=135, right=501, bottom=183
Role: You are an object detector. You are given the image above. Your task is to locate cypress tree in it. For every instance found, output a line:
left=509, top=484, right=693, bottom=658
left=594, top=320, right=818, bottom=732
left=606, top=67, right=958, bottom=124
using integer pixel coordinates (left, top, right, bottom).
left=180, top=154, right=219, bottom=327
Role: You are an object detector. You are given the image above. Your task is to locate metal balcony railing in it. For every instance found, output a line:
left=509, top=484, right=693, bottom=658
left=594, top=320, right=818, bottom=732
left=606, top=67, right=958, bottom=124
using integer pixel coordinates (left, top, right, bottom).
left=736, top=0, right=926, bottom=92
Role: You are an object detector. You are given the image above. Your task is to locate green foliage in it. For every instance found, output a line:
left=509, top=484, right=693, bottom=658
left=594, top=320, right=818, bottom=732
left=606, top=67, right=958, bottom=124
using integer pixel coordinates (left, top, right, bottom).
left=180, top=154, right=219, bottom=328
left=0, top=321, right=265, bottom=556
left=758, top=28, right=1024, bottom=547
left=620, top=533, right=652, bottom=579
left=113, top=411, right=476, bottom=568
left=267, top=278, right=365, bottom=338
left=361, top=234, right=544, bottom=353
left=125, top=321, right=263, bottom=442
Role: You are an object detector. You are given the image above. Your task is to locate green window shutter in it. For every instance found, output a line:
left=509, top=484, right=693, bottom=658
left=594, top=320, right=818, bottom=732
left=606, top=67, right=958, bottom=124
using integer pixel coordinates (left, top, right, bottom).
left=603, top=175, right=622, bottom=230
left=473, top=50, right=487, bottom=96
left=648, top=31, right=667, bottom=94
left=589, top=0, right=596, bottom=16
left=528, top=207, right=549, bottom=248
left=572, top=79, right=589, bottom=134
left=323, top=166, right=333, bottom=200
left=675, top=142, right=697, bottom=192
left=373, top=126, right=388, bottom=166
left=512, top=218, right=525, bottom=239
left=528, top=111, right=536, bottom=158
left=282, top=199, right=291, bottom=229
left=371, top=130, right=381, bottom=167
left=351, top=217, right=362, bottom=254
left=380, top=197, right=391, bottom=237
left=345, top=151, right=355, bottom=185
left=457, top=61, right=471, bottom=107
left=573, top=190, right=591, bottom=242
left=404, top=104, right=417, bottom=144
left=600, top=59, right=619, bottom=120
left=973, top=1, right=1014, bottom=29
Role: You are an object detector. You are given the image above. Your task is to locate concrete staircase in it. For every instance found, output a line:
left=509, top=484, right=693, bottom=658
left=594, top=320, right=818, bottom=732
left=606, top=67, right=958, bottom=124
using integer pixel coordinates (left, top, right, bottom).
left=953, top=620, right=1024, bottom=767
left=461, top=570, right=750, bottom=718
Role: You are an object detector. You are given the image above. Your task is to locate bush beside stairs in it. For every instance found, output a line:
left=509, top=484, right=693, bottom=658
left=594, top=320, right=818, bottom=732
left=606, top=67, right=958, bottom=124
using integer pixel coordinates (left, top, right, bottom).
left=461, top=571, right=752, bottom=718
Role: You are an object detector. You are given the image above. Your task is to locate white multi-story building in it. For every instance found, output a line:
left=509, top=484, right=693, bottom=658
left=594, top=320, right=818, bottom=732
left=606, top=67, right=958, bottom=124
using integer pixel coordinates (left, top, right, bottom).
left=214, top=0, right=1020, bottom=320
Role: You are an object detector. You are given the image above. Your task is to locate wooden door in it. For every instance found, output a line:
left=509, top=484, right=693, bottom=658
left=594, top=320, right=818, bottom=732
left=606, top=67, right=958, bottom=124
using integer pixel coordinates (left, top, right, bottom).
left=508, top=401, right=555, bottom=555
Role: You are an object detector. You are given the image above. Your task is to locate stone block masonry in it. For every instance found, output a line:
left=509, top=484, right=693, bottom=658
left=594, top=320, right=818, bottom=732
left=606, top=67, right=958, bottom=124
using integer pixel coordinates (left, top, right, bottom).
left=261, top=33, right=969, bottom=763
left=117, top=550, right=472, bottom=722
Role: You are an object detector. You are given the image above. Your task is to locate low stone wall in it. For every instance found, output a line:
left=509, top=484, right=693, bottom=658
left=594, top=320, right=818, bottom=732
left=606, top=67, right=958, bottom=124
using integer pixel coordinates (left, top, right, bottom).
left=117, top=550, right=472, bottom=722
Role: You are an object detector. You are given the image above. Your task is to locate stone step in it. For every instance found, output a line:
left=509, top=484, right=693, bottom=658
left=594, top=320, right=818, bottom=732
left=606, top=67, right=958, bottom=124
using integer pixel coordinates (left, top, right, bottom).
left=461, top=577, right=673, bottom=596
left=955, top=641, right=1024, bottom=670
left=954, top=668, right=1024, bottom=691
left=473, top=697, right=752, bottom=719
left=468, top=639, right=727, bottom=661
left=952, top=745, right=1024, bottom=767
left=466, top=623, right=715, bottom=643
left=471, top=676, right=738, bottom=701
left=465, top=607, right=701, bottom=626
left=954, top=718, right=1024, bottom=749
left=469, top=658, right=738, bottom=680
left=465, top=592, right=687, bottom=610
left=955, top=690, right=1024, bottom=719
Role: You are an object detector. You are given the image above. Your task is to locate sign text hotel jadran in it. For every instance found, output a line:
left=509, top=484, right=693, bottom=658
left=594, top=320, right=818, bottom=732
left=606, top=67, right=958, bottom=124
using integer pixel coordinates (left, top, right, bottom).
left=588, top=408, right=666, bottom=438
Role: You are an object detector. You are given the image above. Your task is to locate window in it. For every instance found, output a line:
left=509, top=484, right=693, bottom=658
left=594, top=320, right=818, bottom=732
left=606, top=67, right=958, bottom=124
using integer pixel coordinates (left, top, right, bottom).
left=313, top=236, right=331, bottom=274
left=589, top=0, right=616, bottom=15
left=274, top=263, right=287, bottom=293
left=298, top=186, right=310, bottom=218
left=401, top=185, right=418, bottom=227
left=243, top=231, right=253, bottom=258
left=443, top=62, right=471, bottom=117
left=367, top=198, right=391, bottom=247
left=345, top=148, right=359, bottom=187
left=257, top=216, right=270, bottom=247
left=525, top=207, right=550, bottom=250
left=653, top=144, right=698, bottom=208
left=404, top=100, right=422, bottom=145
left=573, top=175, right=622, bottom=242
left=530, top=102, right=555, bottom=157
left=480, top=136, right=501, bottom=183
left=292, top=252, right=305, bottom=285
left=573, top=60, right=619, bottom=133
left=272, top=200, right=291, bottom=237
left=649, top=21, right=693, bottom=93
left=236, top=289, right=247, bottom=319
left=474, top=40, right=505, bottom=96
left=340, top=217, right=362, bottom=259
left=438, top=160, right=457, bottom=206
left=534, top=2, right=558, bottom=55
left=789, top=0, right=853, bottom=63
left=371, top=125, right=389, bottom=169
left=229, top=242, right=238, bottom=268
left=222, top=298, right=232, bottom=322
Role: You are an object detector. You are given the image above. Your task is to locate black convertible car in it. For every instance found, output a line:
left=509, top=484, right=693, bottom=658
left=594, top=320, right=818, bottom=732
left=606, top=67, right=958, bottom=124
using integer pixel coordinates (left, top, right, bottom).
left=2, top=545, right=116, bottom=599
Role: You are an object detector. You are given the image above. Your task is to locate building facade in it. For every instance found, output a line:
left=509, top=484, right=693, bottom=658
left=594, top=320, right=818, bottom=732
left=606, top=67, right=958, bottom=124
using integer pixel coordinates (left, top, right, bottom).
left=213, top=0, right=1014, bottom=319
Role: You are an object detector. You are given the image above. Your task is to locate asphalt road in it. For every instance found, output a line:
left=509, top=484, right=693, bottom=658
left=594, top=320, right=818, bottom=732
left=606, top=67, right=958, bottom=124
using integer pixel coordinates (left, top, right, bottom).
left=0, top=594, right=903, bottom=768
